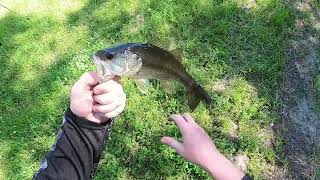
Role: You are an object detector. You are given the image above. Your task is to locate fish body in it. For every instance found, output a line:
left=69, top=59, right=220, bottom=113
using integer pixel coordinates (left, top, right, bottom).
left=91, top=43, right=212, bottom=110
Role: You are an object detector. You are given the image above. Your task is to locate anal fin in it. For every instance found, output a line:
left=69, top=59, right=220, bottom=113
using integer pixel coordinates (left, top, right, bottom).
left=134, top=79, right=150, bottom=94
left=160, top=80, right=175, bottom=93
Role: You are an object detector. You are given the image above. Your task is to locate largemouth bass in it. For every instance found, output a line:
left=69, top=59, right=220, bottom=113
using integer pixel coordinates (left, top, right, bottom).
left=91, top=43, right=212, bottom=110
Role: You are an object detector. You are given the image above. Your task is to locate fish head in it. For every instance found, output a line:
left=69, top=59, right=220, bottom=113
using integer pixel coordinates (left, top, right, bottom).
left=91, top=43, right=143, bottom=80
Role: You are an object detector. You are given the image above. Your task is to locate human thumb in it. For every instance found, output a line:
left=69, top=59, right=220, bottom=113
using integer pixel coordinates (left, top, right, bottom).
left=77, top=72, right=101, bottom=88
left=161, top=136, right=184, bottom=155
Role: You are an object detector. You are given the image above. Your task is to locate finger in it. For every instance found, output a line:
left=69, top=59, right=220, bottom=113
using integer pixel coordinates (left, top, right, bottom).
left=160, top=136, right=184, bottom=154
left=78, top=72, right=101, bottom=88
left=181, top=113, right=195, bottom=124
left=92, top=101, right=121, bottom=114
left=105, top=102, right=125, bottom=118
left=93, top=80, right=122, bottom=95
left=170, top=114, right=188, bottom=132
left=93, top=92, right=118, bottom=105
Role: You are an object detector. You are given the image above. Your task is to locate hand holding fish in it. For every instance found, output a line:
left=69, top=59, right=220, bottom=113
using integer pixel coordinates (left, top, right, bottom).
left=70, top=72, right=126, bottom=123
left=161, top=114, right=245, bottom=180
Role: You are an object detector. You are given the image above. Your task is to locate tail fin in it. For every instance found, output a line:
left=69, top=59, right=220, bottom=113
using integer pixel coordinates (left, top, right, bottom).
left=187, top=84, right=212, bottom=110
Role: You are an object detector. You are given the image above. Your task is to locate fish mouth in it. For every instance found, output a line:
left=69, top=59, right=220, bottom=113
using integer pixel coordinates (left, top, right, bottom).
left=91, top=54, right=105, bottom=77
left=91, top=54, right=117, bottom=82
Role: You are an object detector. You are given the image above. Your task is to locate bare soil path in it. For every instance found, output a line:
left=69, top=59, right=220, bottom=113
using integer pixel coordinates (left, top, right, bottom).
left=278, top=0, right=320, bottom=179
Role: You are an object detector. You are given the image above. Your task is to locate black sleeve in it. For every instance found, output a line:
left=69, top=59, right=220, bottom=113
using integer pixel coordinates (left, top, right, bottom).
left=33, top=108, right=115, bottom=180
left=242, top=174, right=253, bottom=180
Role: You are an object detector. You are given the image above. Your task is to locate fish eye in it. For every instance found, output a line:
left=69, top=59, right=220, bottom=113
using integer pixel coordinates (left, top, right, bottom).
left=105, top=52, right=114, bottom=60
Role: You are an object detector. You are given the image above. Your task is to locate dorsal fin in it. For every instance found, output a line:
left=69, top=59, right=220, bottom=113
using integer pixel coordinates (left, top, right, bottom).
left=170, top=49, right=182, bottom=62
left=147, top=39, right=168, bottom=49
left=148, top=39, right=183, bottom=62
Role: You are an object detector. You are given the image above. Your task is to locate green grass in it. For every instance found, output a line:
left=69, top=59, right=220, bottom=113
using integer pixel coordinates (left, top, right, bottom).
left=0, top=0, right=294, bottom=179
left=316, top=75, right=320, bottom=112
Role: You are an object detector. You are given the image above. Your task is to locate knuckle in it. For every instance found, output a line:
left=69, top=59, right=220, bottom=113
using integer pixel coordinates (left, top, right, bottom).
left=114, top=99, right=121, bottom=106
left=106, top=112, right=115, bottom=118
left=114, top=106, right=121, bottom=113
left=83, top=72, right=90, bottom=77
left=113, top=108, right=121, bottom=115
left=120, top=93, right=126, bottom=101
left=110, top=103, right=118, bottom=110
left=120, top=106, right=125, bottom=113
left=106, top=80, right=117, bottom=88
left=94, top=96, right=104, bottom=104
left=114, top=82, right=122, bottom=89
left=81, top=72, right=90, bottom=80
left=118, top=104, right=125, bottom=112
left=96, top=106, right=102, bottom=112
left=93, top=86, right=101, bottom=94
left=94, top=106, right=101, bottom=112
left=71, top=86, right=79, bottom=95
left=98, top=84, right=108, bottom=91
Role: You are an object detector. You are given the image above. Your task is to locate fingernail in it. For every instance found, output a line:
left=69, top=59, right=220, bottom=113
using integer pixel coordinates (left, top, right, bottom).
left=168, top=115, right=175, bottom=121
left=170, top=114, right=177, bottom=119
left=160, top=137, right=167, bottom=143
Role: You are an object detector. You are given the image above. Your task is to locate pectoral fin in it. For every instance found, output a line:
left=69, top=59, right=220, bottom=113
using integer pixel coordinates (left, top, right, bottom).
left=135, top=79, right=150, bottom=94
left=160, top=80, right=175, bottom=93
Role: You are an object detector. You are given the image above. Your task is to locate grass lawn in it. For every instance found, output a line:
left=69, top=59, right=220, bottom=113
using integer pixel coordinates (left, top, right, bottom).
left=0, top=0, right=294, bottom=179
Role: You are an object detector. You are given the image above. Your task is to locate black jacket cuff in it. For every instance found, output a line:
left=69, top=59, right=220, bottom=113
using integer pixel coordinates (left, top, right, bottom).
left=65, top=107, right=113, bottom=129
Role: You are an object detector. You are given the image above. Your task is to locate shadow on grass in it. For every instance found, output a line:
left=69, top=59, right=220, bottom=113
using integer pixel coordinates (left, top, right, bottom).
left=0, top=13, right=85, bottom=178
left=0, top=14, right=31, bottom=178
left=1, top=0, right=317, bottom=179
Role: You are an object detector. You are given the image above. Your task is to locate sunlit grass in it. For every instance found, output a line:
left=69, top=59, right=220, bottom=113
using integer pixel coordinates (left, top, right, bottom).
left=315, top=75, right=320, bottom=112
left=0, top=0, right=294, bottom=179
left=0, top=0, right=84, bottom=18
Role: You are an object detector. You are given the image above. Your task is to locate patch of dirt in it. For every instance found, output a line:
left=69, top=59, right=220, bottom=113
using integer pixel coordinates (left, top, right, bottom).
left=228, top=120, right=239, bottom=138
left=277, top=0, right=320, bottom=179
left=128, top=14, right=144, bottom=33
left=231, top=153, right=250, bottom=172
left=242, top=0, right=257, bottom=12
left=209, top=76, right=236, bottom=92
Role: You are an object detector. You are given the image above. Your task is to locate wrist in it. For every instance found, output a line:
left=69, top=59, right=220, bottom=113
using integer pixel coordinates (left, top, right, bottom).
left=85, top=113, right=111, bottom=124
left=66, top=107, right=113, bottom=128
left=201, top=152, right=224, bottom=173
left=204, top=153, right=245, bottom=180
left=69, top=106, right=110, bottom=124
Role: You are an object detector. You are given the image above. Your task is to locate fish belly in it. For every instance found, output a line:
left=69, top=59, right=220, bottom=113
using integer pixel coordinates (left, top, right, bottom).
left=131, top=66, right=176, bottom=81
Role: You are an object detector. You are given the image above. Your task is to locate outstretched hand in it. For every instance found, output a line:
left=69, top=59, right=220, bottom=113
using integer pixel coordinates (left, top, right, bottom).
left=70, top=72, right=126, bottom=123
left=161, top=114, right=245, bottom=180
left=161, top=114, right=219, bottom=168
